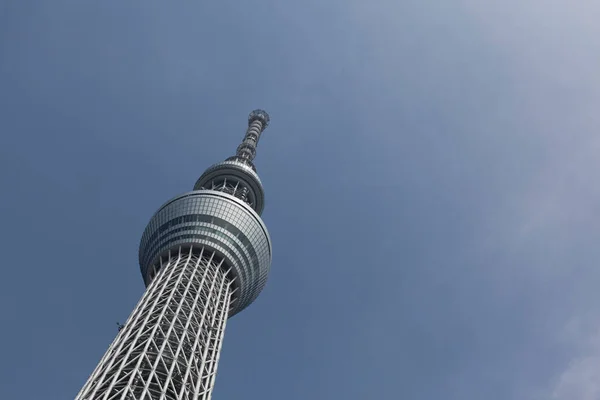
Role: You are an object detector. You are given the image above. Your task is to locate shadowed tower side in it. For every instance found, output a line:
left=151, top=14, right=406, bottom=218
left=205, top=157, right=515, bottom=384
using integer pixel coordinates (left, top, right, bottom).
left=75, top=110, right=273, bottom=400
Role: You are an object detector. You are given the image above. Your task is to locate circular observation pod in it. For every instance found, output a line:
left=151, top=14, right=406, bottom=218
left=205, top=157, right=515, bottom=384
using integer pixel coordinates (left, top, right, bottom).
left=139, top=190, right=272, bottom=316
left=193, top=160, right=265, bottom=215
left=249, top=109, right=270, bottom=128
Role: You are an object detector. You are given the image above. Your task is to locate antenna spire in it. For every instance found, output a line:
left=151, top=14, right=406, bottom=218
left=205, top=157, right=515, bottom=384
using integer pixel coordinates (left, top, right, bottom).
left=234, top=109, right=270, bottom=164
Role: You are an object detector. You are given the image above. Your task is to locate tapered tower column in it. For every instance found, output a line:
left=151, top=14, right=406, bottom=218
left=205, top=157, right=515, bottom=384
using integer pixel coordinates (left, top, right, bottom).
left=76, top=110, right=273, bottom=400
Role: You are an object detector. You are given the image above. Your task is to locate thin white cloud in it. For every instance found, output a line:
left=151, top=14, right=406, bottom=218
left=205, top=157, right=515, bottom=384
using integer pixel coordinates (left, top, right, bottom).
left=339, top=1, right=600, bottom=398
left=552, top=321, right=600, bottom=400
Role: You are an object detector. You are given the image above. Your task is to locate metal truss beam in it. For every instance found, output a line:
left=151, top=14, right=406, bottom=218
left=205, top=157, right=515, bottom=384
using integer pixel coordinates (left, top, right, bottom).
left=76, top=246, right=232, bottom=400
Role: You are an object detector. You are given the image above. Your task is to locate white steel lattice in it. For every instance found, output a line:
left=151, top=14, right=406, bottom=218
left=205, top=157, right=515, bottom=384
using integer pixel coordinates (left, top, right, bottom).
left=76, top=246, right=233, bottom=400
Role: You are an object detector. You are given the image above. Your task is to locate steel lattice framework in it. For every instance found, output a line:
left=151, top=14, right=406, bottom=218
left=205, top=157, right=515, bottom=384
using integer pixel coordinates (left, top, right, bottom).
left=76, top=247, right=232, bottom=400
left=76, top=110, right=273, bottom=400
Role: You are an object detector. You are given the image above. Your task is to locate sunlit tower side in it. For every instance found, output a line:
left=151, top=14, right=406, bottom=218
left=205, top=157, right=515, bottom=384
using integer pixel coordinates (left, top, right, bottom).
left=75, top=110, right=273, bottom=400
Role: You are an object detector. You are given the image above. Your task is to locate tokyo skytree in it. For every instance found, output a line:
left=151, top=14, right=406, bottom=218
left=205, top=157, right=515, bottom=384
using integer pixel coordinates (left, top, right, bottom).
left=76, top=110, right=273, bottom=400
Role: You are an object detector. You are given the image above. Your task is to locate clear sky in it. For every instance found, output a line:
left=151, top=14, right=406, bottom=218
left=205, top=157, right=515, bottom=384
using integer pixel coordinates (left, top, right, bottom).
left=1, top=1, right=599, bottom=399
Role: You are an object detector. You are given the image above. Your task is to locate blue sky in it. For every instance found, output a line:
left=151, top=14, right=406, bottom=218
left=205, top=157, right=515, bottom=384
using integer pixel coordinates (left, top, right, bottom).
left=1, top=1, right=599, bottom=399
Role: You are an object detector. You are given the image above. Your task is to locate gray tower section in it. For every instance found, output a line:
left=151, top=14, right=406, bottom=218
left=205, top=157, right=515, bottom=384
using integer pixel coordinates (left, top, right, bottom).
left=75, top=110, right=273, bottom=400
left=139, top=109, right=272, bottom=315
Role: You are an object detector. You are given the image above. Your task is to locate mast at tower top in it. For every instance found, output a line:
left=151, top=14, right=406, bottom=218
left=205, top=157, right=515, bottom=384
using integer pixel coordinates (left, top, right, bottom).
left=230, top=109, right=270, bottom=166
left=196, top=109, right=270, bottom=214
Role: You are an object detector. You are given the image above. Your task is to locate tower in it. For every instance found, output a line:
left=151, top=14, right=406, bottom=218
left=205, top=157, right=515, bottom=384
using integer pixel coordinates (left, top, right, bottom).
left=76, top=110, right=273, bottom=400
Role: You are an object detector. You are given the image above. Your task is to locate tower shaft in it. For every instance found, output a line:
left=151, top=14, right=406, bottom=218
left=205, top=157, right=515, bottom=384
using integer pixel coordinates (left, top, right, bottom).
left=76, top=246, right=233, bottom=400
left=76, top=110, right=273, bottom=400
